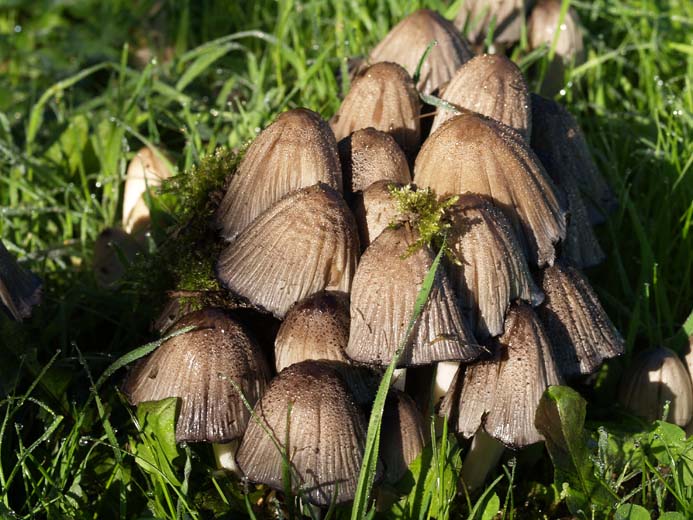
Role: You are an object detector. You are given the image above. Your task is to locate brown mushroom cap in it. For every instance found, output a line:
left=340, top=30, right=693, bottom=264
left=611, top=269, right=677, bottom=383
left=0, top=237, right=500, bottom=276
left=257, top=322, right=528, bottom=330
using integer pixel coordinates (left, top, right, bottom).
left=122, top=308, right=271, bottom=443
left=216, top=184, right=360, bottom=318
left=352, top=180, right=403, bottom=250
left=346, top=225, right=480, bottom=368
left=528, top=0, right=584, bottom=63
left=380, top=389, right=426, bottom=483
left=0, top=240, right=42, bottom=321
left=537, top=261, right=624, bottom=379
left=415, top=113, right=566, bottom=267
left=215, top=108, right=342, bottom=241
left=236, top=360, right=375, bottom=506
left=93, top=228, right=142, bottom=287
left=439, top=303, right=562, bottom=448
left=331, top=63, right=421, bottom=159
left=455, top=0, right=533, bottom=47
left=448, top=194, right=543, bottom=339
left=369, top=9, right=474, bottom=95
left=431, top=54, right=532, bottom=141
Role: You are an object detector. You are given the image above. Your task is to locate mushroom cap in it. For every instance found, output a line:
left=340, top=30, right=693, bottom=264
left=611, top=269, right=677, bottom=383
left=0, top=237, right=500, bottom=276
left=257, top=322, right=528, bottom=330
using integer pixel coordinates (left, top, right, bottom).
left=415, top=112, right=567, bottom=267
left=558, top=177, right=605, bottom=268
left=618, top=347, right=693, bottom=427
left=93, top=228, right=142, bottom=287
left=380, top=389, right=426, bottom=483
left=351, top=180, right=403, bottom=250
left=236, top=360, right=375, bottom=506
left=448, top=194, right=543, bottom=339
left=122, top=308, right=271, bottom=443
left=431, top=54, right=532, bottom=141
left=369, top=9, right=474, bottom=95
left=346, top=225, right=480, bottom=368
left=528, top=0, right=584, bottom=63
left=338, top=128, right=412, bottom=195
left=0, top=240, right=42, bottom=321
left=455, top=0, right=533, bottom=46
left=439, top=303, right=562, bottom=448
left=216, top=184, right=360, bottom=318
left=330, top=63, right=421, bottom=159
left=215, top=108, right=342, bottom=241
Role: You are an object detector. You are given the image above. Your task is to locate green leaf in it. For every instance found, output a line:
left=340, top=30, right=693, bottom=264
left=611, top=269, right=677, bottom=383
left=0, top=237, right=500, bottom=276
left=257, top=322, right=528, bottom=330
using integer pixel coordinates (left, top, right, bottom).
left=45, top=114, right=89, bottom=173
left=479, top=492, right=500, bottom=520
left=615, top=504, right=651, bottom=520
left=659, top=513, right=686, bottom=520
left=649, top=421, right=687, bottom=466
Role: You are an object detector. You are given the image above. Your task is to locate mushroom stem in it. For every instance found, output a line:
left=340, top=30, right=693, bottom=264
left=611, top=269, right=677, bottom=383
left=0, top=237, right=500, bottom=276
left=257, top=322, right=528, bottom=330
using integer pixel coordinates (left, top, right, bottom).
left=460, top=430, right=505, bottom=492
left=392, top=368, right=407, bottom=390
left=433, top=361, right=459, bottom=405
left=213, top=440, right=240, bottom=475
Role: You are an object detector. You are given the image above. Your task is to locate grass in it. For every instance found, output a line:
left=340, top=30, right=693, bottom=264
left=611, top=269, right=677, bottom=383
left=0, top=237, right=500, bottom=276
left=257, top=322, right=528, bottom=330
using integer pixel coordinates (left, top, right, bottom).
left=0, top=0, right=692, bottom=518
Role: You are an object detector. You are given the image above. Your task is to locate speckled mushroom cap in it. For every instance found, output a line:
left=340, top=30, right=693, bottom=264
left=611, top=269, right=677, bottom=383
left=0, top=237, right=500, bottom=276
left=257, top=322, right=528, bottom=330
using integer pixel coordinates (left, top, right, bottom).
left=331, top=63, right=421, bottom=159
left=216, top=184, right=360, bottom=318
left=448, top=194, right=543, bottom=339
left=352, top=180, right=403, bottom=250
left=93, top=227, right=142, bottom=287
left=455, top=0, right=533, bottom=47
left=380, top=389, right=425, bottom=483
left=537, top=261, right=623, bottom=379
left=415, top=113, right=566, bottom=267
left=346, top=225, right=480, bottom=368
left=431, top=54, right=532, bottom=141
left=439, top=303, right=562, bottom=448
left=0, top=240, right=42, bottom=321
left=122, top=308, right=271, bottom=443
left=215, top=108, right=342, bottom=241
left=369, top=9, right=474, bottom=95
left=236, top=360, right=376, bottom=506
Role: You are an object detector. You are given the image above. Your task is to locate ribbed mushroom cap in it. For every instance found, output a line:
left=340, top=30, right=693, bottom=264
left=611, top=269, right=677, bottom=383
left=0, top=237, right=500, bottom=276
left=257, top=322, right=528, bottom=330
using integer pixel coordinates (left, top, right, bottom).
left=352, top=180, right=403, bottom=249
left=215, top=108, right=342, bottom=241
left=122, top=308, right=271, bottom=443
left=448, top=194, right=543, bottom=339
left=93, top=228, right=142, bottom=287
left=618, top=347, right=693, bottom=427
left=369, top=9, right=474, bottom=95
left=380, top=389, right=425, bottom=483
left=415, top=113, right=566, bottom=267
left=216, top=184, right=359, bottom=318
left=455, top=0, right=533, bottom=46
left=537, top=261, right=623, bottom=379
left=330, top=63, right=421, bottom=159
left=236, top=361, right=374, bottom=506
left=0, top=240, right=42, bottom=321
left=431, top=54, right=532, bottom=141
left=528, top=0, right=584, bottom=63
left=531, top=94, right=616, bottom=225
left=338, top=128, right=412, bottom=194
left=346, top=225, right=479, bottom=368
left=439, top=303, right=562, bottom=448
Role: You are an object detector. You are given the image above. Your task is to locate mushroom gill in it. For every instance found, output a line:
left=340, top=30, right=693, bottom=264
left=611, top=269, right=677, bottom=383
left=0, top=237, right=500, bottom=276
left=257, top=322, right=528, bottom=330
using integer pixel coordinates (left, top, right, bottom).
left=455, top=0, right=533, bottom=48
left=352, top=180, right=403, bottom=250
left=0, top=240, right=42, bottom=321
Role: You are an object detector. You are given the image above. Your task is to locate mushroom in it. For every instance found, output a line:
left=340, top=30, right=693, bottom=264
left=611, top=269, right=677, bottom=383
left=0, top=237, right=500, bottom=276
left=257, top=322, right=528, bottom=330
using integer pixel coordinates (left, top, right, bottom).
left=414, top=112, right=566, bottom=267
left=380, top=389, right=426, bottom=484
left=455, top=0, right=533, bottom=49
left=0, top=240, right=42, bottom=321
left=368, top=9, right=474, bottom=95
left=352, top=180, right=403, bottom=250
left=216, top=184, right=360, bottom=318
left=122, top=308, right=272, bottom=473
left=236, top=360, right=376, bottom=506
left=537, top=261, right=623, bottom=379
left=430, top=54, right=532, bottom=141
left=93, top=228, right=143, bottom=287
left=330, top=63, right=421, bottom=159
left=215, top=108, right=342, bottom=241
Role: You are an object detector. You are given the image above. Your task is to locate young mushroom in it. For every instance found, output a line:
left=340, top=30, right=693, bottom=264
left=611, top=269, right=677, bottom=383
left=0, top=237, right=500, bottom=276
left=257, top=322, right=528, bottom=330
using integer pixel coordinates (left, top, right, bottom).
left=0, top=240, right=42, bottom=321
left=352, top=180, right=404, bottom=249
left=455, top=0, right=533, bottom=49
left=93, top=228, right=143, bottom=287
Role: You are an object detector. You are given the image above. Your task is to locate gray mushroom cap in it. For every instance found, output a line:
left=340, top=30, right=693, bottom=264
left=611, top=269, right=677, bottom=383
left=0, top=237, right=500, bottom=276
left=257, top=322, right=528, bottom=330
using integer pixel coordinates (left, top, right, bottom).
left=122, top=308, right=271, bottom=443
left=455, top=0, right=534, bottom=47
left=93, top=228, right=142, bottom=287
left=352, top=180, right=404, bottom=250
left=380, top=389, right=425, bottom=484
left=0, top=240, right=42, bottom=321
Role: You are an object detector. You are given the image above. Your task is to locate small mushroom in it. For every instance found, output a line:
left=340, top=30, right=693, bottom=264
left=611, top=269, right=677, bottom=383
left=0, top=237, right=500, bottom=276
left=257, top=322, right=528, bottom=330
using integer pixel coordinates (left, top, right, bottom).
left=215, top=108, right=342, bottom=241
left=93, top=228, right=142, bottom=287
left=380, top=389, right=425, bottom=484
left=0, top=240, right=42, bottom=321
left=455, top=0, right=533, bottom=48
left=352, top=180, right=403, bottom=250
left=368, top=9, right=474, bottom=95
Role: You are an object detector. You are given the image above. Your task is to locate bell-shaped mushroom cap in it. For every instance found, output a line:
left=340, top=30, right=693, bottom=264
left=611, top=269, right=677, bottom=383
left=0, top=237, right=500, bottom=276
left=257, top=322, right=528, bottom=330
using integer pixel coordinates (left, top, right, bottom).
left=448, top=194, right=543, bottom=339
left=215, top=108, right=342, bottom=241
left=346, top=225, right=479, bottom=368
left=93, top=228, right=142, bottom=287
left=537, top=261, right=623, bottom=379
left=352, top=180, right=403, bottom=250
left=338, top=128, right=412, bottom=194
left=455, top=0, right=533, bottom=46
left=122, top=308, right=271, bottom=443
left=216, top=184, right=359, bottom=318
left=439, top=303, right=562, bottom=448
left=415, top=113, right=566, bottom=267
left=431, top=54, right=532, bottom=141
left=0, top=240, right=42, bottom=321
left=531, top=94, right=616, bottom=225
left=369, top=10, right=474, bottom=95
left=618, top=347, right=693, bottom=427
left=558, top=177, right=605, bottom=268
left=528, top=0, right=584, bottom=62
left=236, top=360, right=374, bottom=506
left=380, top=389, right=425, bottom=483
left=330, top=63, right=421, bottom=159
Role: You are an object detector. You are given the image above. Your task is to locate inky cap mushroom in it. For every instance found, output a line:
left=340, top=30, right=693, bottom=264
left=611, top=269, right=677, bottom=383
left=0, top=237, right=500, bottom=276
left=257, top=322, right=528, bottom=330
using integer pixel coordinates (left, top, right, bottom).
left=455, top=0, right=533, bottom=47
left=93, top=228, right=142, bottom=287
left=352, top=180, right=403, bottom=250
left=0, top=240, right=42, bottom=321
left=380, top=389, right=425, bottom=484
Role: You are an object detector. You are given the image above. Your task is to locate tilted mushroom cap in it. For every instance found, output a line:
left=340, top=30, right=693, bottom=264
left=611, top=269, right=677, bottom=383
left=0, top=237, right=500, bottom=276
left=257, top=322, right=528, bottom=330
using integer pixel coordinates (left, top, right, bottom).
left=331, top=63, right=421, bottom=159
left=352, top=180, right=403, bottom=250
left=236, top=360, right=375, bottom=506
left=439, top=303, right=562, bottom=448
left=448, top=194, right=543, bottom=339
left=346, top=225, right=480, bottom=368
left=0, top=240, right=42, bottom=321
left=93, top=228, right=142, bottom=287
left=369, top=9, right=474, bottom=95
left=528, top=0, right=584, bottom=63
left=338, top=128, right=412, bottom=194
left=216, top=184, right=359, bottom=318
left=415, top=113, right=566, bottom=267
left=455, top=0, right=533, bottom=47
left=380, top=389, right=425, bottom=483
left=122, top=308, right=271, bottom=443
left=430, top=54, right=532, bottom=141
left=215, top=108, right=342, bottom=241
left=618, top=347, right=693, bottom=427
left=537, top=261, right=623, bottom=379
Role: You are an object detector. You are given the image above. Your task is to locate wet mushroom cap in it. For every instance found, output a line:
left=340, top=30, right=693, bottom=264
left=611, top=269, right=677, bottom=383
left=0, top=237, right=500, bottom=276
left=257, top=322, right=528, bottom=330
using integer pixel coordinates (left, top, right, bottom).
left=351, top=180, right=403, bottom=249
left=0, top=240, right=42, bottom=321
left=455, top=0, right=533, bottom=47
left=380, top=389, right=425, bottom=483
left=93, top=228, right=142, bottom=287
left=528, top=0, right=585, bottom=64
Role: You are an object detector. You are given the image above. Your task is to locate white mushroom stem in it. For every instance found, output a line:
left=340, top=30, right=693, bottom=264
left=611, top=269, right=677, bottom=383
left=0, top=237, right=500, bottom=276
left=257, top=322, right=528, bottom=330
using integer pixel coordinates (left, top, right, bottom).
left=392, top=368, right=407, bottom=391
left=213, top=440, right=240, bottom=475
left=433, top=361, right=459, bottom=405
left=460, top=430, right=506, bottom=492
